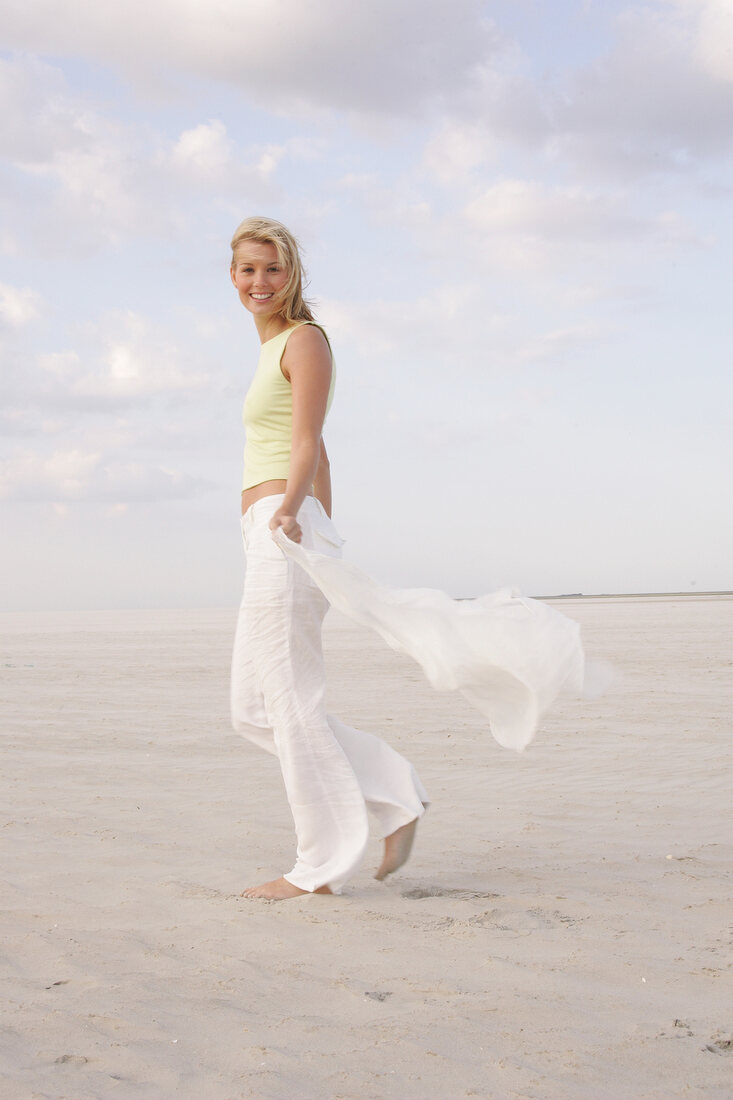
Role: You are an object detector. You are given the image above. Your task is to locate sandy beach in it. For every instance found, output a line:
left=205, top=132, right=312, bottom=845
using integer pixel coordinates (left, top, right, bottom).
left=1, top=595, right=731, bottom=1099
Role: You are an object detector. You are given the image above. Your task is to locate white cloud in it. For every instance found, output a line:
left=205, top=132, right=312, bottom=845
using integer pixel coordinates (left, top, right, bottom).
left=0, top=61, right=159, bottom=249
left=413, top=3, right=733, bottom=183
left=546, top=2, right=733, bottom=178
left=0, top=283, right=42, bottom=327
left=422, top=122, right=497, bottom=186
left=674, top=0, right=733, bottom=83
left=321, top=285, right=509, bottom=367
left=0, top=447, right=100, bottom=500
left=165, top=119, right=284, bottom=191
left=170, top=119, right=233, bottom=177
left=466, top=180, right=629, bottom=239
left=320, top=287, right=609, bottom=415
left=0, top=57, right=158, bottom=249
left=37, top=312, right=210, bottom=402
left=0, top=55, right=84, bottom=165
left=0, top=0, right=498, bottom=116
left=0, top=57, right=293, bottom=254
left=461, top=179, right=702, bottom=270
left=255, top=145, right=285, bottom=178
left=0, top=307, right=216, bottom=455
left=516, top=323, right=611, bottom=365
left=0, top=446, right=206, bottom=503
left=25, top=142, right=143, bottom=236
left=336, top=173, right=434, bottom=232
left=3, top=1, right=732, bottom=197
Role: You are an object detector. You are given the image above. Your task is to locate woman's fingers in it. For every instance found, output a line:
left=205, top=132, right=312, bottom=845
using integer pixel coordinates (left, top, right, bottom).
left=270, top=513, right=302, bottom=542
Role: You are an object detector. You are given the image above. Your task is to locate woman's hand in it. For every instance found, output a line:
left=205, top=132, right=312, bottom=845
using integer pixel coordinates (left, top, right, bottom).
left=270, top=510, right=302, bottom=543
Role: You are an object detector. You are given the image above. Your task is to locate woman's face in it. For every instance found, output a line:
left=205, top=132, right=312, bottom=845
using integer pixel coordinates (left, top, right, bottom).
left=230, top=240, right=289, bottom=319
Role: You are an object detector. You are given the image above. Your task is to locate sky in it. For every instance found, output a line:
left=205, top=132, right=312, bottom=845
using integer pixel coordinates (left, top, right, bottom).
left=1, top=0, right=732, bottom=611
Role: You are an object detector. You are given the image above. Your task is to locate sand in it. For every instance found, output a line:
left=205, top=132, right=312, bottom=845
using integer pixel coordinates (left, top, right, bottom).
left=1, top=595, right=731, bottom=1099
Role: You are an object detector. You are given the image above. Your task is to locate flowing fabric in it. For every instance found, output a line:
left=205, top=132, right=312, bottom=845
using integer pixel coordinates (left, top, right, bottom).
left=274, top=528, right=585, bottom=753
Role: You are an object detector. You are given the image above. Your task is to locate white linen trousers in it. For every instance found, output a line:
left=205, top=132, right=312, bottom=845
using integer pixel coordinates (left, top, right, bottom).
left=230, top=494, right=428, bottom=894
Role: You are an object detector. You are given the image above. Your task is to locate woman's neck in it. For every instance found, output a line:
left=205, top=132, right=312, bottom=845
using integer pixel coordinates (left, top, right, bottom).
left=255, top=314, right=291, bottom=344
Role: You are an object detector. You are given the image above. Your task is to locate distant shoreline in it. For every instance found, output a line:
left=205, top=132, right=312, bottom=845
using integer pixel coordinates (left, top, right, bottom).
left=1, top=592, right=731, bottom=618
left=537, top=590, right=733, bottom=601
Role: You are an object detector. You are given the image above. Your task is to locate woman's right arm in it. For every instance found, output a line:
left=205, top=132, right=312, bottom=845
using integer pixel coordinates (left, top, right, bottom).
left=313, top=438, right=332, bottom=518
left=269, top=324, right=332, bottom=540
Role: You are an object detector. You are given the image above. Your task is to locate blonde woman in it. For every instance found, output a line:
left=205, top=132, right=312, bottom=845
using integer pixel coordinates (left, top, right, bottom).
left=229, top=216, right=428, bottom=900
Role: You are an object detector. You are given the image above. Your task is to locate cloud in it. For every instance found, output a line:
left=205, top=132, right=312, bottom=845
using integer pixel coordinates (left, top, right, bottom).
left=25, top=142, right=145, bottom=239
left=0, top=56, right=153, bottom=249
left=0, top=282, right=42, bottom=327
left=421, top=122, right=498, bottom=187
left=0, top=309, right=214, bottom=458
left=461, top=178, right=703, bottom=270
left=335, top=172, right=434, bottom=234
left=679, top=0, right=733, bottom=83
left=410, top=3, right=733, bottom=184
left=172, top=119, right=232, bottom=170
left=1, top=447, right=100, bottom=500
left=35, top=311, right=210, bottom=404
left=0, top=56, right=295, bottom=254
left=0, top=54, right=84, bottom=165
left=516, top=323, right=611, bottom=365
left=466, top=180, right=632, bottom=240
left=0, top=60, right=160, bottom=250
left=545, top=2, right=733, bottom=178
left=164, top=119, right=284, bottom=195
left=0, top=0, right=500, bottom=116
left=0, top=446, right=207, bottom=503
left=321, top=284, right=510, bottom=367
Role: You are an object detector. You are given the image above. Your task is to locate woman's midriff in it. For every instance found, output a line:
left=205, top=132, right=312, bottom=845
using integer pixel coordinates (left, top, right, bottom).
left=241, top=479, right=288, bottom=517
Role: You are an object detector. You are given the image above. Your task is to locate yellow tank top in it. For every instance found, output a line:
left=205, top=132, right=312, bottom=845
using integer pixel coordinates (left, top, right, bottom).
left=242, top=322, right=335, bottom=491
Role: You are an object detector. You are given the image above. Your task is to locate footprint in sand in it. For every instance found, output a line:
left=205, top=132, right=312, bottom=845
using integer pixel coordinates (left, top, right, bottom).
left=704, top=1037, right=732, bottom=1055
left=171, top=880, right=226, bottom=900
left=402, top=886, right=499, bottom=900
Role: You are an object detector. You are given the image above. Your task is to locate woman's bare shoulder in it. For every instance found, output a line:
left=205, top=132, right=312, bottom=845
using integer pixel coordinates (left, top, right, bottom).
left=285, top=322, right=330, bottom=354
left=281, top=323, right=331, bottom=382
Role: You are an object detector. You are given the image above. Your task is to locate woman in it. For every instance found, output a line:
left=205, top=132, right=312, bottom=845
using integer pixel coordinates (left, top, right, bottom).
left=229, top=216, right=428, bottom=900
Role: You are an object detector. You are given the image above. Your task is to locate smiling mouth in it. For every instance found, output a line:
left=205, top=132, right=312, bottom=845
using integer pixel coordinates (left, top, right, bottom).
left=250, top=293, right=273, bottom=300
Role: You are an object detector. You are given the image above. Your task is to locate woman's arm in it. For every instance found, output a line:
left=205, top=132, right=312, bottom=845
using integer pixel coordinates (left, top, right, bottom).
left=269, top=325, right=332, bottom=541
left=313, top=437, right=332, bottom=518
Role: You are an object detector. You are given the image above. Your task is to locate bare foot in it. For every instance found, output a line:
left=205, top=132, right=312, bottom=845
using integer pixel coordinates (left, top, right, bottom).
left=375, top=818, right=418, bottom=881
left=241, top=876, right=333, bottom=900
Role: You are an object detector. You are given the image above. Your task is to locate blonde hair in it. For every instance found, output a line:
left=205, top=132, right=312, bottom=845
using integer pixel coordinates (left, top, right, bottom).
left=230, top=216, right=315, bottom=324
